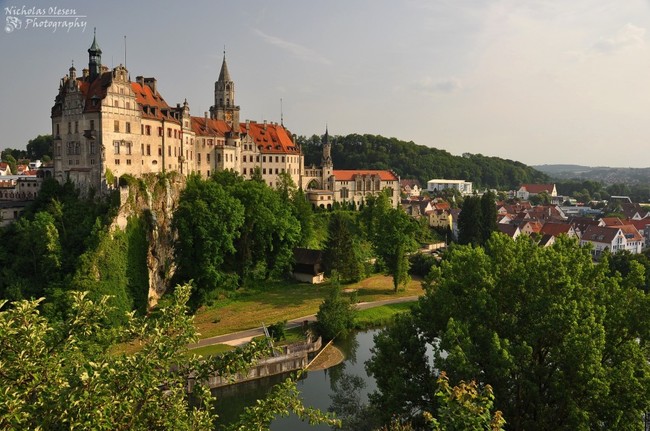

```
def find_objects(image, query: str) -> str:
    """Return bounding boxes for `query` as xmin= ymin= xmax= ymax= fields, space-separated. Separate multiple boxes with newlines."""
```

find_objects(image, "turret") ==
xmin=88 ymin=28 xmax=102 ymax=81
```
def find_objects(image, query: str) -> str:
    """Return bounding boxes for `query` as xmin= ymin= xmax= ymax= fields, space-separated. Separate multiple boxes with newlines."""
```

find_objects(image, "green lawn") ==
xmin=193 ymin=275 xmax=423 ymax=339
xmin=354 ymin=302 xmax=415 ymax=329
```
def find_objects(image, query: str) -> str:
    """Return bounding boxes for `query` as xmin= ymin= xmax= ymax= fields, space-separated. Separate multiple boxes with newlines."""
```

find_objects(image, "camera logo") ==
xmin=5 ymin=16 xmax=22 ymax=33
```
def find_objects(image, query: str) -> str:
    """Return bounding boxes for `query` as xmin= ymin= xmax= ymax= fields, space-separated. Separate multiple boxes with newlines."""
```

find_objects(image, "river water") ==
xmin=213 ymin=329 xmax=380 ymax=430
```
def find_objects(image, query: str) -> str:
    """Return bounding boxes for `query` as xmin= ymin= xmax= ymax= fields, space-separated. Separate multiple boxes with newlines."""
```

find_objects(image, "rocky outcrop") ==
xmin=112 ymin=173 xmax=185 ymax=309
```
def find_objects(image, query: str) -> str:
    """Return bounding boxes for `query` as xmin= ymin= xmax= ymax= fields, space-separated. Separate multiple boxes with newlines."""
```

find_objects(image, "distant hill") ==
xmin=299 ymin=133 xmax=549 ymax=190
xmin=534 ymin=165 xmax=650 ymax=185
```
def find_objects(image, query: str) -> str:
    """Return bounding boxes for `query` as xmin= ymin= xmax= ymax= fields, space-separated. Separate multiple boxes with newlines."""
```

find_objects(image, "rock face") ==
xmin=112 ymin=173 xmax=185 ymax=309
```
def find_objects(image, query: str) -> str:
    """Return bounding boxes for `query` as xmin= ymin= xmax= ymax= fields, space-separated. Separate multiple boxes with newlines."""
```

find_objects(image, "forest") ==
xmin=299 ymin=133 xmax=549 ymax=190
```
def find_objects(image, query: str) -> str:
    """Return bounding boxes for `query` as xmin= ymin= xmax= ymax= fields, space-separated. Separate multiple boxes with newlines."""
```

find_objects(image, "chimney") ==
xmin=263 ymin=120 xmax=267 ymax=130
xmin=143 ymin=77 xmax=157 ymax=94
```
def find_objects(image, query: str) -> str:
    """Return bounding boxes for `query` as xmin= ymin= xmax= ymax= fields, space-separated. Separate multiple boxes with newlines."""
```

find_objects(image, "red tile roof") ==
xmin=243 ymin=122 xmax=299 ymax=154
xmin=191 ymin=117 xmax=230 ymax=138
xmin=600 ymin=217 xmax=625 ymax=226
xmin=331 ymin=170 xmax=399 ymax=181
xmin=520 ymin=184 xmax=555 ymax=194
xmin=131 ymin=81 xmax=179 ymax=123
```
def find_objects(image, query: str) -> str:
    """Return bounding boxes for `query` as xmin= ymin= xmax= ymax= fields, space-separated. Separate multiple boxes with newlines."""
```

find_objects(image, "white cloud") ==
xmin=254 ymin=29 xmax=331 ymax=65
xmin=593 ymin=23 xmax=646 ymax=53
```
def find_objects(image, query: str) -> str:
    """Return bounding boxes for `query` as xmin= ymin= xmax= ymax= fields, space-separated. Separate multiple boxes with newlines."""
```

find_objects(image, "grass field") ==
xmin=193 ymin=274 xmax=424 ymax=339
xmin=353 ymin=302 xmax=415 ymax=329
xmin=113 ymin=274 xmax=424 ymax=355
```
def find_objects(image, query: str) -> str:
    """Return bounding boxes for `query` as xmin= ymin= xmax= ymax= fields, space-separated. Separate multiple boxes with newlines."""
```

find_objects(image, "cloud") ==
xmin=254 ymin=29 xmax=331 ymax=65
xmin=416 ymin=77 xmax=463 ymax=94
xmin=593 ymin=23 xmax=646 ymax=54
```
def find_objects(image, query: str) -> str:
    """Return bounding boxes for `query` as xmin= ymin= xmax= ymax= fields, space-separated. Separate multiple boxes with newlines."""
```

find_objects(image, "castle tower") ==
xmin=88 ymin=28 xmax=102 ymax=81
xmin=211 ymin=52 xmax=240 ymax=128
xmin=322 ymin=127 xmax=333 ymax=169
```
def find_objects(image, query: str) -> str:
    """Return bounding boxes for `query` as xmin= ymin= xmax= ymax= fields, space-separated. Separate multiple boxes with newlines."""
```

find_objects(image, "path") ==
xmin=187 ymin=295 xmax=419 ymax=349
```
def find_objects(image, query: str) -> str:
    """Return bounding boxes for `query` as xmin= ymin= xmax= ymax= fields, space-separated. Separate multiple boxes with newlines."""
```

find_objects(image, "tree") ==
xmin=0 ymin=284 xmax=337 ymax=429
xmin=429 ymin=372 xmax=505 ymax=431
xmin=173 ymin=175 xmax=244 ymax=307
xmin=226 ymin=179 xmax=301 ymax=282
xmin=315 ymin=284 xmax=355 ymax=340
xmin=366 ymin=313 xmax=436 ymax=425
xmin=372 ymin=233 xmax=650 ymax=430
xmin=457 ymin=195 xmax=483 ymax=246
xmin=26 ymin=134 xmax=53 ymax=160
xmin=362 ymin=193 xmax=418 ymax=291
xmin=323 ymin=211 xmax=364 ymax=281
xmin=480 ymin=191 xmax=497 ymax=243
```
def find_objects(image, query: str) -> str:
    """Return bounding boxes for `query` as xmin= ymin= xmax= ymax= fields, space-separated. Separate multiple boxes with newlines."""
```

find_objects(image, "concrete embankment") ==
xmin=188 ymin=337 xmax=322 ymax=391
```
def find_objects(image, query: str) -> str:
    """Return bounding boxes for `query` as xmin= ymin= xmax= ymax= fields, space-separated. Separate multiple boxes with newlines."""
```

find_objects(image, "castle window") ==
xmin=145 ymin=125 xmax=151 ymax=135
xmin=115 ymin=159 xmax=120 ymax=165
xmin=141 ymin=144 xmax=144 ymax=155
xmin=74 ymin=122 xmax=78 ymax=133
xmin=243 ymin=168 xmax=247 ymax=174
xmin=276 ymin=156 xmax=279 ymax=163
xmin=125 ymin=142 xmax=132 ymax=155
xmin=126 ymin=101 xmax=130 ymax=109
xmin=208 ymin=154 xmax=212 ymax=162
xmin=282 ymin=156 xmax=285 ymax=163
xmin=126 ymin=159 xmax=132 ymax=165
xmin=67 ymin=122 xmax=71 ymax=134
xmin=168 ymin=146 xmax=171 ymax=156
xmin=167 ymin=128 xmax=172 ymax=137
xmin=114 ymin=100 xmax=118 ymax=108
xmin=158 ymin=127 xmax=163 ymax=137
xmin=114 ymin=120 xmax=119 ymax=133
xmin=114 ymin=141 xmax=120 ymax=155
xmin=146 ymin=145 xmax=151 ymax=156
xmin=263 ymin=156 xmax=266 ymax=163
xmin=263 ymin=169 xmax=266 ymax=174
xmin=158 ymin=147 xmax=162 ymax=156
xmin=126 ymin=122 xmax=131 ymax=134
xmin=197 ymin=153 xmax=201 ymax=163
xmin=141 ymin=125 xmax=144 ymax=135
xmin=89 ymin=142 xmax=96 ymax=155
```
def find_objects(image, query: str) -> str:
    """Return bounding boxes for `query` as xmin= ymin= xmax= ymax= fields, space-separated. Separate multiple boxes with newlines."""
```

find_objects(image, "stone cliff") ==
xmin=112 ymin=172 xmax=185 ymax=309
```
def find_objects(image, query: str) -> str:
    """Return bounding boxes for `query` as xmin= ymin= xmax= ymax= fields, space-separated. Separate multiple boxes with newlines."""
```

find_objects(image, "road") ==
xmin=187 ymin=295 xmax=420 ymax=349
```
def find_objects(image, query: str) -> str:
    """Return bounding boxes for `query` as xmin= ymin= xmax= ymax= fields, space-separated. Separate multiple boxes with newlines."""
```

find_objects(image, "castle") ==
xmin=51 ymin=32 xmax=400 ymax=208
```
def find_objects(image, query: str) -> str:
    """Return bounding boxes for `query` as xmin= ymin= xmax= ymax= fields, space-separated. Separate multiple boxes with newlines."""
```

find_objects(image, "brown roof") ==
xmin=131 ymin=81 xmax=179 ymax=123
xmin=520 ymin=184 xmax=555 ymax=194
xmin=498 ymin=224 xmax=519 ymax=238
xmin=581 ymin=225 xmax=621 ymax=244
xmin=243 ymin=122 xmax=299 ymax=154
xmin=540 ymin=222 xmax=573 ymax=237
xmin=600 ymin=217 xmax=625 ymax=226
xmin=191 ymin=117 xmax=231 ymax=138
xmin=332 ymin=170 xmax=398 ymax=181
xmin=618 ymin=225 xmax=644 ymax=242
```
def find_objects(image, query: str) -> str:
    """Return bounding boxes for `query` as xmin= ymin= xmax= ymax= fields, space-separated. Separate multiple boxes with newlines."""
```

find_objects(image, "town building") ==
xmin=427 ymin=179 xmax=473 ymax=196
xmin=52 ymin=33 xmax=399 ymax=208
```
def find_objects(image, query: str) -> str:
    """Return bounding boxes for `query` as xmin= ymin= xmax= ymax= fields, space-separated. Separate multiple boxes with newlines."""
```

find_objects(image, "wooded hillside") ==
xmin=300 ymin=133 xmax=549 ymax=190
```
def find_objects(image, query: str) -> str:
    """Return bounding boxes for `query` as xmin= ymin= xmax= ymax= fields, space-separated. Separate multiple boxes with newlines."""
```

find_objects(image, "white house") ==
xmin=427 ymin=179 xmax=473 ymax=196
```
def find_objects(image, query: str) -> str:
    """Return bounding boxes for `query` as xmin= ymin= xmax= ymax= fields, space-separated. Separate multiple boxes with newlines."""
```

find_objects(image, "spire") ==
xmin=88 ymin=28 xmax=102 ymax=81
xmin=218 ymin=51 xmax=231 ymax=82
xmin=89 ymin=27 xmax=101 ymax=54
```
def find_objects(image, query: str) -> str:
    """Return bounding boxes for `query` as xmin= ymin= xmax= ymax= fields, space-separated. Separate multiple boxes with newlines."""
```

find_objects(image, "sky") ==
xmin=2 ymin=0 xmax=650 ymax=167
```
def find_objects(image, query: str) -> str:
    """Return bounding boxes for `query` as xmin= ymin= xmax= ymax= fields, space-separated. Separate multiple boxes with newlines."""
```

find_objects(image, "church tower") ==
xmin=211 ymin=52 xmax=240 ymax=128
xmin=88 ymin=28 xmax=102 ymax=81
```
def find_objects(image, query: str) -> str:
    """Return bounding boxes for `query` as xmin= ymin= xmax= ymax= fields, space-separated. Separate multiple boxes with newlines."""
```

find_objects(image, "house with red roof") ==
xmin=516 ymin=184 xmax=557 ymax=201
xmin=580 ymin=225 xmax=644 ymax=258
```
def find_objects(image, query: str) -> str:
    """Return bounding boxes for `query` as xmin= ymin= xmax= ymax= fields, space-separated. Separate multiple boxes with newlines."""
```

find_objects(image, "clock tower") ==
xmin=210 ymin=52 xmax=240 ymax=129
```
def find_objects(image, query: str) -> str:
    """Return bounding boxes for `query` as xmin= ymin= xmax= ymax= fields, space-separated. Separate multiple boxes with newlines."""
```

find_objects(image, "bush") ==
xmin=316 ymin=286 xmax=356 ymax=340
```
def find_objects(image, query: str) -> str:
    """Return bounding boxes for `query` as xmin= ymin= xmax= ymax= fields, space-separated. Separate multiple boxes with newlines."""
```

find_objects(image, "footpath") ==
xmin=187 ymin=295 xmax=419 ymax=349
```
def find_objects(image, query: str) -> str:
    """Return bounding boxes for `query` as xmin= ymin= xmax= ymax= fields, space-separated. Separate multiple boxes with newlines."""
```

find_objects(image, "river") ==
xmin=212 ymin=329 xmax=380 ymax=430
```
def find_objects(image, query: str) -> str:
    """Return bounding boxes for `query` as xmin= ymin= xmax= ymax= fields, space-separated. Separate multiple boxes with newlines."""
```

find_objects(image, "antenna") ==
xmin=124 ymin=35 xmax=127 ymax=69
xmin=280 ymin=98 xmax=284 ymax=126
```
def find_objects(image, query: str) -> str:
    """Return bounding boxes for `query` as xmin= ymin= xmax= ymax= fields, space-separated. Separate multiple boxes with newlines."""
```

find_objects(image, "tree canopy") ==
xmin=299 ymin=133 xmax=548 ymax=190
xmin=368 ymin=233 xmax=650 ymax=430
xmin=0 ymin=284 xmax=337 ymax=430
